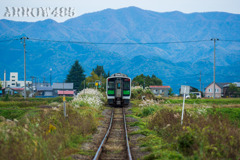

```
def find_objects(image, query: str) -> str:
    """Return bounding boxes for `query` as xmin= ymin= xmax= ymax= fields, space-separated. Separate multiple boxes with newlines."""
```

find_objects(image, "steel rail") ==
xmin=123 ymin=108 xmax=133 ymax=160
xmin=93 ymin=108 xmax=114 ymax=160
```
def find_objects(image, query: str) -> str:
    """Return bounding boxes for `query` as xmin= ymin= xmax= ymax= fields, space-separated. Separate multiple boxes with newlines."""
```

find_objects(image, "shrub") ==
xmin=141 ymin=107 xmax=156 ymax=117
xmin=189 ymin=93 xmax=196 ymax=99
xmin=3 ymin=94 xmax=9 ymax=101
xmin=72 ymin=89 xmax=105 ymax=109
xmin=12 ymin=94 xmax=23 ymax=97
xmin=177 ymin=127 xmax=198 ymax=155
xmin=131 ymin=88 xmax=155 ymax=100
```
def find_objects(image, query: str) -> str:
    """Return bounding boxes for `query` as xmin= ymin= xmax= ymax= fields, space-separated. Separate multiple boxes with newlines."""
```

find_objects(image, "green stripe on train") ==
xmin=123 ymin=90 xmax=130 ymax=95
xmin=108 ymin=90 xmax=114 ymax=95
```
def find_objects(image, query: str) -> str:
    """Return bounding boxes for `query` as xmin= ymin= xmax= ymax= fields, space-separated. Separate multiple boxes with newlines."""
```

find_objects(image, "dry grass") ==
xmin=148 ymin=109 xmax=240 ymax=159
xmin=0 ymin=105 xmax=100 ymax=160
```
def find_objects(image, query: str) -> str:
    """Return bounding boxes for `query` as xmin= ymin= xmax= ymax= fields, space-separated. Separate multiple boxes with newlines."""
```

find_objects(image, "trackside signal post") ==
xmin=63 ymin=82 xmax=67 ymax=118
xmin=63 ymin=95 xmax=66 ymax=118
xmin=95 ymin=80 xmax=101 ymax=89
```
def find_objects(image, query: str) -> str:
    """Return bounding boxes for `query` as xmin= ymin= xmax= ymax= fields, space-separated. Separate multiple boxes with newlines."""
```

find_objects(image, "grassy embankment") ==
xmin=129 ymin=89 xmax=240 ymax=159
xmin=0 ymin=90 xmax=106 ymax=160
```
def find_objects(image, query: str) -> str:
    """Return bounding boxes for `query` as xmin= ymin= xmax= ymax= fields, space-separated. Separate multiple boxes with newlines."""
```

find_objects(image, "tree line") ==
xmin=65 ymin=60 xmax=165 ymax=91
xmin=66 ymin=61 xmax=111 ymax=91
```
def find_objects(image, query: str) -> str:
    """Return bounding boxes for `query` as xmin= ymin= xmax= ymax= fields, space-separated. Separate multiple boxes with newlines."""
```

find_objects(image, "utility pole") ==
xmin=203 ymin=83 xmax=204 ymax=96
xmin=143 ymin=78 xmax=145 ymax=89
xmin=4 ymin=70 xmax=6 ymax=88
xmin=50 ymin=68 xmax=52 ymax=87
xmin=30 ymin=76 xmax=34 ymax=87
xmin=84 ymin=80 xmax=85 ymax=95
xmin=211 ymin=38 xmax=219 ymax=99
xmin=21 ymin=37 xmax=29 ymax=100
xmin=30 ymin=76 xmax=35 ymax=92
xmin=199 ymin=71 xmax=201 ymax=92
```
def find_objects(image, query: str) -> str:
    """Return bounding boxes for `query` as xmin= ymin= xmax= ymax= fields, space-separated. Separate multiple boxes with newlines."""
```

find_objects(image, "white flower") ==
xmin=72 ymin=89 xmax=104 ymax=109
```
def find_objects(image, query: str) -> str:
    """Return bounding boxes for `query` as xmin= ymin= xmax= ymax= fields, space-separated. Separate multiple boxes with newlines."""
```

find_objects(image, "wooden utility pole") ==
xmin=199 ymin=71 xmax=201 ymax=92
xmin=200 ymin=71 xmax=201 ymax=92
xmin=211 ymin=38 xmax=219 ymax=99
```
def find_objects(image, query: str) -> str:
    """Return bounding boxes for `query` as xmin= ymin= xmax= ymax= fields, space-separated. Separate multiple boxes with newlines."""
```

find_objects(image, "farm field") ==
xmin=0 ymin=91 xmax=104 ymax=160
xmin=127 ymin=98 xmax=240 ymax=160
xmin=1 ymin=92 xmax=240 ymax=160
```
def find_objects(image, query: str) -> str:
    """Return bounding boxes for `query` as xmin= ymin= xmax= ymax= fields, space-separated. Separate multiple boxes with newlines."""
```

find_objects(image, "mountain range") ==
xmin=0 ymin=7 xmax=240 ymax=93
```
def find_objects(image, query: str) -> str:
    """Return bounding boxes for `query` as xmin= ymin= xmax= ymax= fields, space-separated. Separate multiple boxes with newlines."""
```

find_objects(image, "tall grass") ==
xmin=0 ymin=105 xmax=99 ymax=159
xmin=166 ymin=98 xmax=240 ymax=104
xmin=0 ymin=89 xmax=105 ymax=159
xmin=147 ymin=109 xmax=240 ymax=159
xmin=129 ymin=99 xmax=240 ymax=159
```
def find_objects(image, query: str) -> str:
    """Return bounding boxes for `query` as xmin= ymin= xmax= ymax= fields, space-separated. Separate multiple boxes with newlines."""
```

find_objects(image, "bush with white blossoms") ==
xmin=72 ymin=89 xmax=105 ymax=109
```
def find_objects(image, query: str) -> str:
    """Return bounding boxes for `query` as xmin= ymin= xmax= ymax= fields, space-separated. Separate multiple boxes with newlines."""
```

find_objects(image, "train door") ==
xmin=115 ymin=79 xmax=122 ymax=98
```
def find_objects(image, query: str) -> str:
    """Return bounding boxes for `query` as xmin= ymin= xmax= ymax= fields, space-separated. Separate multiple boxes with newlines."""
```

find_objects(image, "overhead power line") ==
xmin=1 ymin=38 xmax=240 ymax=44
xmin=29 ymin=38 xmax=211 ymax=45
xmin=0 ymin=38 xmax=20 ymax=43
xmin=219 ymin=40 xmax=240 ymax=42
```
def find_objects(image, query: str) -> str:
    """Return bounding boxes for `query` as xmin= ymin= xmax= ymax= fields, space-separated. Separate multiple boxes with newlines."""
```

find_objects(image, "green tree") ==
xmin=93 ymin=65 xmax=108 ymax=78
xmin=86 ymin=71 xmax=100 ymax=84
xmin=66 ymin=60 xmax=85 ymax=91
xmin=132 ymin=74 xmax=162 ymax=87
xmin=228 ymin=83 xmax=239 ymax=97
xmin=107 ymin=71 xmax=110 ymax=77
xmin=169 ymin=88 xmax=174 ymax=96
xmin=85 ymin=71 xmax=106 ymax=89
xmin=0 ymin=78 xmax=2 ymax=90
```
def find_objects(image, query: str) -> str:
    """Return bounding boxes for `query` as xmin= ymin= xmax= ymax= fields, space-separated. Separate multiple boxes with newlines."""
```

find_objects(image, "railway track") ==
xmin=93 ymin=107 xmax=132 ymax=160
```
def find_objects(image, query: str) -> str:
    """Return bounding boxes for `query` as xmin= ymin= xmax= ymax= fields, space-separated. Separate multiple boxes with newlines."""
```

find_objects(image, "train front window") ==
xmin=108 ymin=81 xmax=114 ymax=89
xmin=123 ymin=81 xmax=130 ymax=90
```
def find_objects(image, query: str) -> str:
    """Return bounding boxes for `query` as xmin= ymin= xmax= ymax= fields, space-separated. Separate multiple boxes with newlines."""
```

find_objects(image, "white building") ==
xmin=3 ymin=72 xmax=32 ymax=88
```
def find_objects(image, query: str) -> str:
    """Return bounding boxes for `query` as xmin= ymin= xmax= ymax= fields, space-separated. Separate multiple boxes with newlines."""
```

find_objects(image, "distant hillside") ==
xmin=0 ymin=7 xmax=240 ymax=93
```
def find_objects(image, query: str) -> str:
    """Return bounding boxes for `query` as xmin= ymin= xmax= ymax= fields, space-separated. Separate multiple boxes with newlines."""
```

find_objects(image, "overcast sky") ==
xmin=1 ymin=0 xmax=240 ymax=22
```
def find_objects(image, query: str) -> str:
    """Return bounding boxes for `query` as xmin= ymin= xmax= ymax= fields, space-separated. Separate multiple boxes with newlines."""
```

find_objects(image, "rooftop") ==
xmin=58 ymin=90 xmax=74 ymax=95
xmin=223 ymin=82 xmax=240 ymax=87
xmin=36 ymin=86 xmax=53 ymax=91
xmin=52 ymin=83 xmax=73 ymax=89
xmin=216 ymin=82 xmax=230 ymax=89
xmin=149 ymin=86 xmax=170 ymax=89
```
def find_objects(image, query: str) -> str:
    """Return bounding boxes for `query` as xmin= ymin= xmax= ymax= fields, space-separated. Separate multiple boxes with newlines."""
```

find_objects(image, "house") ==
xmin=52 ymin=83 xmax=75 ymax=97
xmin=2 ymin=72 xmax=32 ymax=88
xmin=36 ymin=86 xmax=53 ymax=97
xmin=149 ymin=86 xmax=170 ymax=97
xmin=223 ymin=82 xmax=240 ymax=97
xmin=205 ymin=82 xmax=229 ymax=98
xmin=179 ymin=85 xmax=198 ymax=95
xmin=2 ymin=87 xmax=24 ymax=96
